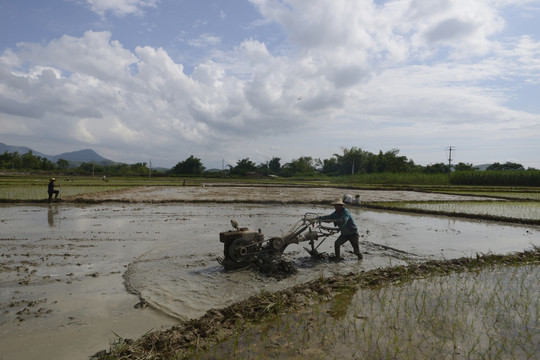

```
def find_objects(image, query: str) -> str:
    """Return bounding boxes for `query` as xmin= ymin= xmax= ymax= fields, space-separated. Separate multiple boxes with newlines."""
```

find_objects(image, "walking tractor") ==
xmin=218 ymin=213 xmax=339 ymax=271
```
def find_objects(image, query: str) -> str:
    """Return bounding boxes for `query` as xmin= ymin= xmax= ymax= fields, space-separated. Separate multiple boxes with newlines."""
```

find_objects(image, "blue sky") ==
xmin=1 ymin=0 xmax=540 ymax=169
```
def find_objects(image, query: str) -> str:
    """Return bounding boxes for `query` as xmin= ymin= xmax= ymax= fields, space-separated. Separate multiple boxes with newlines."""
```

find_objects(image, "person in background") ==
xmin=319 ymin=198 xmax=362 ymax=261
xmin=47 ymin=177 xmax=60 ymax=202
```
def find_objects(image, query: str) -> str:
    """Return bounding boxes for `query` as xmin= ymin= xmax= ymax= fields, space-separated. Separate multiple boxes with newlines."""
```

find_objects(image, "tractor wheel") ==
xmin=228 ymin=238 xmax=256 ymax=264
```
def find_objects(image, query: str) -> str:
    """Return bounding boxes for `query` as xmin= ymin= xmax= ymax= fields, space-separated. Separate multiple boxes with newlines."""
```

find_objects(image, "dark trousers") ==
xmin=48 ymin=190 xmax=59 ymax=202
xmin=335 ymin=233 xmax=360 ymax=258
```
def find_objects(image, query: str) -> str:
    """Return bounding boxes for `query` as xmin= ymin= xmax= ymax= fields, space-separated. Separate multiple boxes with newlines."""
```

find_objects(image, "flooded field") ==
xmin=0 ymin=187 xmax=539 ymax=360
xmin=122 ymin=204 xmax=538 ymax=322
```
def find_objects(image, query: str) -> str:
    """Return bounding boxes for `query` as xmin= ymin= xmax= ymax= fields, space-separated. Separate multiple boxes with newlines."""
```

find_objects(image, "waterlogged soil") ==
xmin=0 ymin=186 xmax=538 ymax=360
xmin=67 ymin=184 xmax=496 ymax=203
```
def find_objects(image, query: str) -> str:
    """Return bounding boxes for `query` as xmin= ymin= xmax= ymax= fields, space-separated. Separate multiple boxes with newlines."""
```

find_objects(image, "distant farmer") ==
xmin=47 ymin=178 xmax=60 ymax=202
xmin=319 ymin=198 xmax=362 ymax=261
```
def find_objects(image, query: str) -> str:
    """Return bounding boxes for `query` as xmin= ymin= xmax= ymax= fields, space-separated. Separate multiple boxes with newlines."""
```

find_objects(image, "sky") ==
xmin=1 ymin=0 xmax=540 ymax=170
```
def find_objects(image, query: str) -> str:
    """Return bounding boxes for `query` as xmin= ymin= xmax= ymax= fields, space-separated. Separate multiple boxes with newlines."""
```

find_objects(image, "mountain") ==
xmin=0 ymin=143 xmax=48 ymax=158
xmin=0 ymin=142 xmax=116 ymax=166
xmin=50 ymin=149 xmax=113 ymax=164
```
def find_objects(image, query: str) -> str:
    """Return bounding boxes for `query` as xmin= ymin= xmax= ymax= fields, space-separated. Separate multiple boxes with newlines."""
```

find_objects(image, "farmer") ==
xmin=47 ymin=177 xmax=60 ymax=202
xmin=319 ymin=198 xmax=362 ymax=261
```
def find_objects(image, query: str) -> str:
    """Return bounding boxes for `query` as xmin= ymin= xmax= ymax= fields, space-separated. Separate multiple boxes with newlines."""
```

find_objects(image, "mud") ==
xmin=66 ymin=184 xmax=495 ymax=203
xmin=0 ymin=186 xmax=538 ymax=360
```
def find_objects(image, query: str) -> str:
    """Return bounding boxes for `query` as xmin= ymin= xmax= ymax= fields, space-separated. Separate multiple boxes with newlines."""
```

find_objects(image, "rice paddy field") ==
xmin=370 ymin=201 xmax=540 ymax=223
xmin=1 ymin=174 xmax=539 ymax=359
xmin=194 ymin=262 xmax=540 ymax=360
xmin=0 ymin=175 xmax=184 ymax=201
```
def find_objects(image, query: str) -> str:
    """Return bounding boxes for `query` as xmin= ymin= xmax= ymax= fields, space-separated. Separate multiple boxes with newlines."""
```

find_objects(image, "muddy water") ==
xmin=1 ymin=203 xmax=539 ymax=359
xmin=63 ymin=202 xmax=537 ymax=321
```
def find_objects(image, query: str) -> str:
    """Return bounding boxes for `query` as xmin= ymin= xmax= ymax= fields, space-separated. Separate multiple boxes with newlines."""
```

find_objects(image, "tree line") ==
xmin=167 ymin=148 xmax=535 ymax=177
xmin=0 ymin=150 xmax=149 ymax=175
xmin=1 ymin=148 xmax=535 ymax=178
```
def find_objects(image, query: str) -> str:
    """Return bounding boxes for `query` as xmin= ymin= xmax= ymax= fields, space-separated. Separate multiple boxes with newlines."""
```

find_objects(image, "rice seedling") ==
xmin=441 ymin=190 xmax=540 ymax=201
xmin=183 ymin=253 xmax=539 ymax=360
xmin=363 ymin=200 xmax=540 ymax=225
xmin=394 ymin=201 xmax=540 ymax=221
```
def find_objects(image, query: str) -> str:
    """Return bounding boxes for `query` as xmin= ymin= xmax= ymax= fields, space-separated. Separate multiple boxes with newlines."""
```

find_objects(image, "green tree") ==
xmin=378 ymin=148 xmax=410 ymax=172
xmin=487 ymin=162 xmax=525 ymax=171
xmin=11 ymin=152 xmax=22 ymax=169
xmin=334 ymin=147 xmax=371 ymax=175
xmin=268 ymin=157 xmax=281 ymax=174
xmin=57 ymin=159 xmax=70 ymax=170
xmin=170 ymin=155 xmax=205 ymax=175
xmin=40 ymin=157 xmax=56 ymax=170
xmin=454 ymin=162 xmax=475 ymax=171
xmin=129 ymin=162 xmax=149 ymax=175
xmin=0 ymin=151 xmax=13 ymax=169
xmin=230 ymin=158 xmax=257 ymax=175
xmin=322 ymin=157 xmax=340 ymax=175
xmin=21 ymin=151 xmax=41 ymax=169
xmin=78 ymin=162 xmax=104 ymax=174
xmin=423 ymin=163 xmax=449 ymax=174
xmin=281 ymin=156 xmax=317 ymax=176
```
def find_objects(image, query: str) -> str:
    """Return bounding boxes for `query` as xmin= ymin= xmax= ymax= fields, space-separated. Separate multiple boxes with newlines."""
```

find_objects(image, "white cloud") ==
xmin=86 ymin=0 xmax=159 ymax=17
xmin=406 ymin=0 xmax=505 ymax=57
xmin=187 ymin=34 xmax=222 ymax=48
xmin=0 ymin=0 xmax=539 ymax=168
xmin=73 ymin=119 xmax=98 ymax=143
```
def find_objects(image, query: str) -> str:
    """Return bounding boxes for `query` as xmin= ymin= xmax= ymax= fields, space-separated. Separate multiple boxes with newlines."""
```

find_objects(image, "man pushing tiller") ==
xmin=318 ymin=198 xmax=363 ymax=261
xmin=219 ymin=200 xmax=363 ymax=272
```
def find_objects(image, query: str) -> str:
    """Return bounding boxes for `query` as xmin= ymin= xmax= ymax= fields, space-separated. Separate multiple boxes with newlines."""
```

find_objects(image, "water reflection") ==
xmin=47 ymin=205 xmax=59 ymax=227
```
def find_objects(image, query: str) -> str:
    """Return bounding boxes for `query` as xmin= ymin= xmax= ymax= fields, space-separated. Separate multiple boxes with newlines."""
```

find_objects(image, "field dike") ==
xmin=92 ymin=247 xmax=540 ymax=360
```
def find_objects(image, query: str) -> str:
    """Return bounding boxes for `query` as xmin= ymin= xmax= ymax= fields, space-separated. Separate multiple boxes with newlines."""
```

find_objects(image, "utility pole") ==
xmin=149 ymin=159 xmax=152 ymax=178
xmin=447 ymin=146 xmax=455 ymax=175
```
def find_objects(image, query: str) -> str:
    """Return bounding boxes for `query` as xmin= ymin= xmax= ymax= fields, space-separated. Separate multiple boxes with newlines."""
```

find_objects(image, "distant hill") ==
xmin=0 ymin=142 xmax=116 ymax=166
xmin=0 ymin=143 xmax=48 ymax=158
xmin=50 ymin=149 xmax=115 ymax=164
xmin=473 ymin=164 xmax=491 ymax=171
